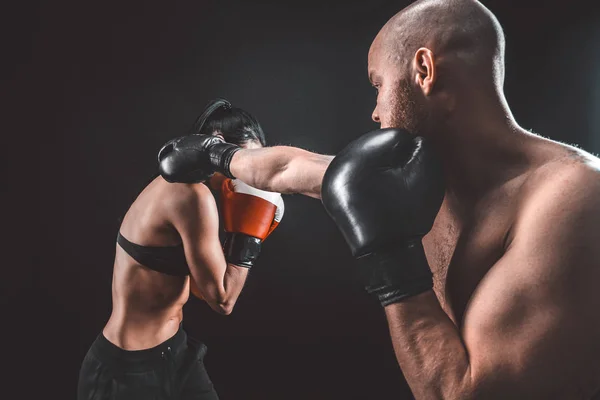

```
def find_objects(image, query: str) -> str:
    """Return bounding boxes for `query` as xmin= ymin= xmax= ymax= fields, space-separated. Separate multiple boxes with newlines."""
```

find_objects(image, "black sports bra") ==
xmin=116 ymin=232 xmax=189 ymax=276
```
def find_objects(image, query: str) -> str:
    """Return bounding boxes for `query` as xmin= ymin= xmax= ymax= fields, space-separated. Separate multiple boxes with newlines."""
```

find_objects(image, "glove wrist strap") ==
xmin=210 ymin=143 xmax=240 ymax=179
xmin=224 ymin=233 xmax=262 ymax=268
xmin=356 ymin=239 xmax=433 ymax=307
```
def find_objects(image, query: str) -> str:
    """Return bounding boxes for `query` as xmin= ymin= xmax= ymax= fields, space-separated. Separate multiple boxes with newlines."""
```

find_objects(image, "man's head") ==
xmin=368 ymin=0 xmax=506 ymax=135
xmin=194 ymin=98 xmax=266 ymax=149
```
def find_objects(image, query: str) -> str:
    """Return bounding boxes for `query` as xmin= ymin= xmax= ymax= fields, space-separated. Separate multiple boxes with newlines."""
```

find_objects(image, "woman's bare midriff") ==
xmin=102 ymin=247 xmax=191 ymax=350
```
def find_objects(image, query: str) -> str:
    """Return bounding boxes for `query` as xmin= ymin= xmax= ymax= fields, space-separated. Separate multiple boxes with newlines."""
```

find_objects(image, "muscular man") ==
xmin=78 ymin=99 xmax=284 ymax=400
xmin=158 ymin=0 xmax=600 ymax=398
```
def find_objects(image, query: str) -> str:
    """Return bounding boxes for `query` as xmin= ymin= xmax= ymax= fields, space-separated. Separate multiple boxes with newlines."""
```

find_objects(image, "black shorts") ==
xmin=77 ymin=326 xmax=219 ymax=400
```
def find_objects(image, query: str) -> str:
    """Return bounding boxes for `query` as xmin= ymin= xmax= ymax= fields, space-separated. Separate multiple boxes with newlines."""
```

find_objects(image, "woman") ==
xmin=77 ymin=98 xmax=283 ymax=400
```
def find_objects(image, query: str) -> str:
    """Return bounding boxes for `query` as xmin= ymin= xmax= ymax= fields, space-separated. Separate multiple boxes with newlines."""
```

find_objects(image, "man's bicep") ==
xmin=462 ymin=184 xmax=600 ymax=396
xmin=462 ymin=250 xmax=571 ymax=383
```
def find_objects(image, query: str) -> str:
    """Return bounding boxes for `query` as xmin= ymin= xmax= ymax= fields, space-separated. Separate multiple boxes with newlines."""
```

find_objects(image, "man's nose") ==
xmin=371 ymin=107 xmax=380 ymax=123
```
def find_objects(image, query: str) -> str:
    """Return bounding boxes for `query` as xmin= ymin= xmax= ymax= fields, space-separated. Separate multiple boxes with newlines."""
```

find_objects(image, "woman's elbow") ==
xmin=215 ymin=300 xmax=235 ymax=315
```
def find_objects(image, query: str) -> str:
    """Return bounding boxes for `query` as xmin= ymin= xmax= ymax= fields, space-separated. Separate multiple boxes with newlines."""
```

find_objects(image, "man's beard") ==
xmin=388 ymin=79 xmax=431 ymax=136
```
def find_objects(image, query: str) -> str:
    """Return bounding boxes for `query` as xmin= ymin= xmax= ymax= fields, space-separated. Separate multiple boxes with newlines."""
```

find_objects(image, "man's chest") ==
xmin=423 ymin=202 xmax=512 ymax=325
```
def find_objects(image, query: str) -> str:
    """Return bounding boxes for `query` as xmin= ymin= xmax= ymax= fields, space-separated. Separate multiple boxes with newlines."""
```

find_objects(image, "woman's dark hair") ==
xmin=191 ymin=98 xmax=266 ymax=146
xmin=121 ymin=98 xmax=266 ymax=220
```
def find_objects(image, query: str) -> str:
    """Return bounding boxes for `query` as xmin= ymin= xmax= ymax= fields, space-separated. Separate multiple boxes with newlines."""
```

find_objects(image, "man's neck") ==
xmin=431 ymin=107 xmax=534 ymax=211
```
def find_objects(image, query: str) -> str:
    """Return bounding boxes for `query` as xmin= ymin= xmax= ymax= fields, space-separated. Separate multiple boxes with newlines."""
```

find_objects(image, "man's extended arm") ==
xmin=157 ymin=134 xmax=332 ymax=199
xmin=229 ymin=146 xmax=333 ymax=199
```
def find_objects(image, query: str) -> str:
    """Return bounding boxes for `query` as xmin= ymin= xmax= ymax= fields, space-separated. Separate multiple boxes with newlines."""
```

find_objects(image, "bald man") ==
xmin=158 ymin=0 xmax=600 ymax=398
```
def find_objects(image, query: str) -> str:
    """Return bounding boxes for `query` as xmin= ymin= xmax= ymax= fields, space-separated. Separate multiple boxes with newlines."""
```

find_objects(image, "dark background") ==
xmin=6 ymin=0 xmax=600 ymax=398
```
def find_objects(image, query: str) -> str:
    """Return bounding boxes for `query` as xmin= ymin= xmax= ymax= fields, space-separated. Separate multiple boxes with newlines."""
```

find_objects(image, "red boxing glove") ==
xmin=219 ymin=178 xmax=284 ymax=267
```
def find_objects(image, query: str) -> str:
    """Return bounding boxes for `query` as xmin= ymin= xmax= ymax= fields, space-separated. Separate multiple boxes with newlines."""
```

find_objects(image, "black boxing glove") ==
xmin=321 ymin=128 xmax=445 ymax=306
xmin=158 ymin=134 xmax=240 ymax=183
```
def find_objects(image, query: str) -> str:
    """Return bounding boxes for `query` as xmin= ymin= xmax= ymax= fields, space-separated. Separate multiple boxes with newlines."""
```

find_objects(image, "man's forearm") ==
xmin=385 ymin=291 xmax=475 ymax=399
xmin=229 ymin=146 xmax=333 ymax=198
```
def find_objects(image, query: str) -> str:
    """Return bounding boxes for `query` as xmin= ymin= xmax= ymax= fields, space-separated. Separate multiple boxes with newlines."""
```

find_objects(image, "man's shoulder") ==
xmin=532 ymin=149 xmax=600 ymax=199
xmin=503 ymin=148 xmax=600 ymax=284
xmin=517 ymin=150 xmax=600 ymax=230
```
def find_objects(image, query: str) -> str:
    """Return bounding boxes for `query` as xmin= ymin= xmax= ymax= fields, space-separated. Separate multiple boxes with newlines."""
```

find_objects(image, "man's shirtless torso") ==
xmin=424 ymin=135 xmax=600 ymax=398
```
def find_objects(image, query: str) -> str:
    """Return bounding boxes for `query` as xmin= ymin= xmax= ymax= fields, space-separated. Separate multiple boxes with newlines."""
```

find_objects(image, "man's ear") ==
xmin=413 ymin=47 xmax=436 ymax=96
